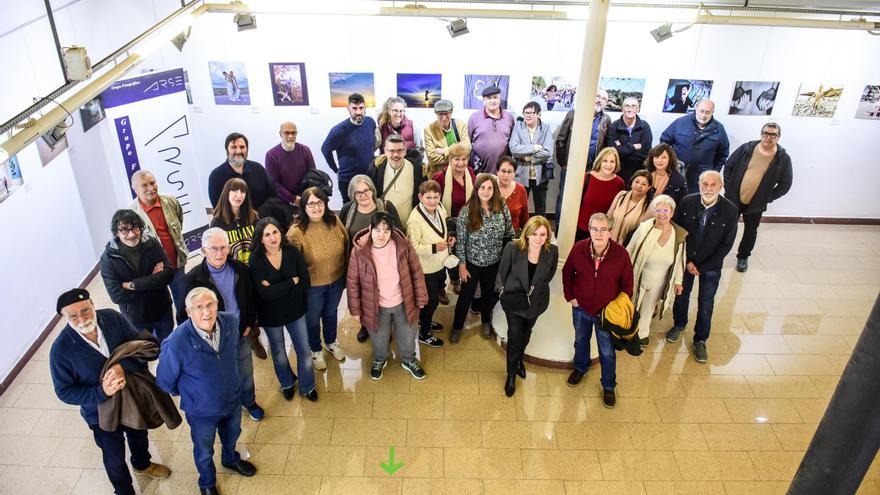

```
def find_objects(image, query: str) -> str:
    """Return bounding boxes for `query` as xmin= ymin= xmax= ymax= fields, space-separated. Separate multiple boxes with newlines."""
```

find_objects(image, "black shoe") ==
xmin=567 ymin=369 xmax=585 ymax=387
xmin=480 ymin=323 xmax=494 ymax=338
xmin=639 ymin=337 xmax=649 ymax=348
xmin=666 ymin=326 xmax=684 ymax=343
xmin=603 ymin=389 xmax=616 ymax=409
xmin=222 ymin=459 xmax=256 ymax=477
xmin=736 ymin=257 xmax=749 ymax=272
xmin=418 ymin=335 xmax=444 ymax=347
xmin=305 ymin=389 xmax=319 ymax=402
xmin=200 ymin=486 xmax=221 ymax=495
xmin=281 ymin=386 xmax=295 ymax=401
xmin=504 ymin=376 xmax=516 ymax=397
xmin=430 ymin=321 xmax=443 ymax=331
xmin=517 ymin=362 xmax=527 ymax=379
xmin=438 ymin=291 xmax=450 ymax=305
xmin=449 ymin=328 xmax=462 ymax=344
xmin=370 ymin=359 xmax=387 ymax=380
xmin=357 ymin=326 xmax=369 ymax=343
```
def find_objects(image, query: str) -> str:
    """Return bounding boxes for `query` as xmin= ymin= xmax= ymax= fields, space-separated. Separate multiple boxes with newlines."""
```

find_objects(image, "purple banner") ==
xmin=102 ymin=68 xmax=185 ymax=109
xmin=114 ymin=116 xmax=141 ymax=198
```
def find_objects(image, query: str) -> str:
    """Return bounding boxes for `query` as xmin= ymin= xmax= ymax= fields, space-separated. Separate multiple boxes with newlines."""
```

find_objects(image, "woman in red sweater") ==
xmin=496 ymin=156 xmax=529 ymax=234
xmin=575 ymin=147 xmax=625 ymax=241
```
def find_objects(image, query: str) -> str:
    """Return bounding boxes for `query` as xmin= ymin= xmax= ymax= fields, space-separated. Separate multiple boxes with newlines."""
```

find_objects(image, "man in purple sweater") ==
xmin=467 ymin=86 xmax=515 ymax=174
xmin=265 ymin=121 xmax=316 ymax=206
xmin=321 ymin=93 xmax=377 ymax=203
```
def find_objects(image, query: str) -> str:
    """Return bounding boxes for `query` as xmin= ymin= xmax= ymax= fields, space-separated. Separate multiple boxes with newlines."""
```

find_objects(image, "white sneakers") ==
xmin=325 ymin=342 xmax=345 ymax=362
xmin=311 ymin=351 xmax=327 ymax=371
xmin=312 ymin=342 xmax=345 ymax=371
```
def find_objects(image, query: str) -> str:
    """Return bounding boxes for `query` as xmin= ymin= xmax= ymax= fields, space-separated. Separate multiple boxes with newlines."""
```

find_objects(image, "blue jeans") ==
xmin=237 ymin=334 xmax=256 ymax=407
xmin=264 ymin=316 xmax=315 ymax=395
xmin=186 ymin=405 xmax=242 ymax=489
xmin=89 ymin=425 xmax=151 ymax=495
xmin=134 ymin=307 xmax=174 ymax=342
xmin=673 ymin=269 xmax=722 ymax=343
xmin=572 ymin=306 xmax=616 ymax=391
xmin=169 ymin=267 xmax=188 ymax=325
xmin=306 ymin=277 xmax=344 ymax=353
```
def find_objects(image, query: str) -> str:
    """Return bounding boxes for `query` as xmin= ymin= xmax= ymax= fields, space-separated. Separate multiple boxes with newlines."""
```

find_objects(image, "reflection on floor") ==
xmin=1 ymin=223 xmax=879 ymax=494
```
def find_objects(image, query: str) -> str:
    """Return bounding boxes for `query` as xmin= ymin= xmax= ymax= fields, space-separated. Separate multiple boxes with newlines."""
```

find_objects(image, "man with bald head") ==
xmin=265 ymin=121 xmax=317 ymax=206
xmin=660 ymin=99 xmax=730 ymax=194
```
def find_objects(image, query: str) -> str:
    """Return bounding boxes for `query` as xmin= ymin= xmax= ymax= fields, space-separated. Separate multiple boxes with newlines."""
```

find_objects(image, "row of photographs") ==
xmin=206 ymin=61 xmax=879 ymax=120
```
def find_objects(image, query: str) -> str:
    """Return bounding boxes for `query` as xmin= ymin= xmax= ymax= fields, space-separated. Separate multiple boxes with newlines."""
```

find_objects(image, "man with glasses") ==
xmin=509 ymin=101 xmax=555 ymax=216
xmin=158 ymin=287 xmax=258 ymax=495
xmin=467 ymin=86 xmax=514 ymax=174
xmin=424 ymin=99 xmax=470 ymax=178
xmin=100 ymin=209 xmax=175 ymax=341
xmin=562 ymin=213 xmax=633 ymax=409
xmin=370 ymin=134 xmax=425 ymax=224
xmin=265 ymin=121 xmax=316 ymax=207
xmin=660 ymin=99 xmax=730 ymax=194
xmin=723 ymin=123 xmax=793 ymax=272
xmin=186 ymin=228 xmax=264 ymax=421
xmin=605 ymin=97 xmax=653 ymax=184
xmin=322 ymin=93 xmax=377 ymax=202
xmin=50 ymin=288 xmax=172 ymax=495
xmin=667 ymin=171 xmax=738 ymax=363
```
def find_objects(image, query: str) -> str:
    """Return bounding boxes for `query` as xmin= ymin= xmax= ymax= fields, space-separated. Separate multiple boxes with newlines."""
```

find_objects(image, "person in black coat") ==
xmin=644 ymin=143 xmax=688 ymax=207
xmin=208 ymin=132 xmax=278 ymax=210
xmin=497 ymin=216 xmax=559 ymax=397
xmin=605 ymin=97 xmax=653 ymax=184
xmin=666 ymin=171 xmax=738 ymax=364
xmin=100 ymin=209 xmax=174 ymax=341
xmin=186 ymin=227 xmax=265 ymax=420
xmin=722 ymin=123 xmax=793 ymax=272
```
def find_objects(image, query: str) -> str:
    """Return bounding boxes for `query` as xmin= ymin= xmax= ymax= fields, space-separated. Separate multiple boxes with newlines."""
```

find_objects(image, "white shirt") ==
xmin=195 ymin=324 xmax=220 ymax=353
xmin=76 ymin=324 xmax=110 ymax=358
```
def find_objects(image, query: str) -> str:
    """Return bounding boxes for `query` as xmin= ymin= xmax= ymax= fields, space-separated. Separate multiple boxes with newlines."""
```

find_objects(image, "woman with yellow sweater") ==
xmin=287 ymin=187 xmax=349 ymax=371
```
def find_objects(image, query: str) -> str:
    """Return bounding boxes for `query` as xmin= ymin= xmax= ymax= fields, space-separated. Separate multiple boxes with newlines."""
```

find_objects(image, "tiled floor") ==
xmin=1 ymin=223 xmax=879 ymax=494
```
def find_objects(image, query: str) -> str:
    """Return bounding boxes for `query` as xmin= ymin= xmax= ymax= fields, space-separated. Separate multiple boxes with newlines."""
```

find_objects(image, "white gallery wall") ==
xmin=1 ymin=6 xmax=879 ymax=383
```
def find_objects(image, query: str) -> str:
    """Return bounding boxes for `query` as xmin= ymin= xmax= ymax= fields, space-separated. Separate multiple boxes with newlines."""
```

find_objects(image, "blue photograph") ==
xmin=663 ymin=78 xmax=713 ymax=113
xmin=208 ymin=61 xmax=250 ymax=105
xmin=464 ymin=74 xmax=510 ymax=110
xmin=397 ymin=73 xmax=442 ymax=109
xmin=329 ymin=72 xmax=376 ymax=107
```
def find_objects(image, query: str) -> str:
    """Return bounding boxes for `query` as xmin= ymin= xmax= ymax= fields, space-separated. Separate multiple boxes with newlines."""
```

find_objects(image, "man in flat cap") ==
xmin=424 ymin=99 xmax=471 ymax=178
xmin=467 ymin=86 xmax=515 ymax=174
xmin=50 ymin=288 xmax=171 ymax=495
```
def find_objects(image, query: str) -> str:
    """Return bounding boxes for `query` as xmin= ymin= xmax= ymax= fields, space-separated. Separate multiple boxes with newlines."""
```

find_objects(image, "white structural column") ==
xmin=494 ymin=0 xmax=612 ymax=366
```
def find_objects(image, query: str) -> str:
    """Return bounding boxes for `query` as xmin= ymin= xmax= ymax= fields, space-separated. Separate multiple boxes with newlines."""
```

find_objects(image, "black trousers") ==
xmin=89 ymin=424 xmax=152 ymax=495
xmin=527 ymin=180 xmax=548 ymax=216
xmin=737 ymin=205 xmax=763 ymax=260
xmin=506 ymin=313 xmax=537 ymax=379
xmin=338 ymin=179 xmax=351 ymax=203
xmin=453 ymin=262 xmax=499 ymax=329
xmin=419 ymin=269 xmax=446 ymax=337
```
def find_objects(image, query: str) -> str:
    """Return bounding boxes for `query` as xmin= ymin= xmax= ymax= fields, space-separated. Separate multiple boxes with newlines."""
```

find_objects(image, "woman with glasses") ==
xmin=100 ymin=209 xmax=175 ymax=341
xmin=626 ymin=195 xmax=686 ymax=347
xmin=607 ymin=169 xmax=653 ymax=246
xmin=249 ymin=217 xmax=318 ymax=401
xmin=496 ymin=156 xmax=529 ymax=235
xmin=508 ymin=101 xmax=555 ymax=217
xmin=210 ymin=178 xmax=259 ymax=264
xmin=287 ymin=187 xmax=349 ymax=371
xmin=338 ymin=175 xmax=403 ymax=343
xmin=376 ymin=96 xmax=424 ymax=167
xmin=576 ymin=147 xmax=625 ymax=242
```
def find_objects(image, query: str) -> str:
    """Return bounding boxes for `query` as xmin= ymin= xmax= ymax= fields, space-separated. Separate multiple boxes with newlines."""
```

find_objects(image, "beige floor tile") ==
xmin=783 ymin=334 xmax=853 ymax=354
xmin=857 ymin=481 xmax=880 ymax=494
xmin=520 ymin=448 xmax=602 ymax=480
xmin=765 ymin=354 xmax=839 ymax=375
xmin=555 ymin=421 xmax=633 ymax=450
xmin=13 ymin=383 xmax=79 ymax=411
xmin=514 ymin=395 xmax=587 ymax=422
xmin=831 ymin=284 xmax=880 ymax=300
xmin=318 ymin=476 xmax=402 ymax=495
xmin=724 ymin=334 xmax=792 ymax=354
xmin=0 ymin=407 xmax=42 ymax=436
xmin=654 ymin=398 xmax=732 ymax=423
xmin=284 ymin=445 xmax=365 ymax=476
xmin=0 ymin=383 xmax=27 ymax=408
xmin=699 ymin=424 xmax=782 ymax=451
xmin=771 ymin=423 xmax=818 ymax=451
xmin=723 ymin=398 xmax=805 ymax=424
xmin=363 ymin=446 xmax=444 ymax=478
xmin=235 ymin=475 xmax=322 ymax=495
xmin=809 ymin=375 xmax=842 ymax=397
xmin=244 ymin=443 xmax=289 ymax=475
xmin=442 ymin=447 xmax=522 ymax=479
xmin=600 ymin=450 xmax=681 ymax=481
xmin=48 ymin=437 xmax=104 ymax=469
xmin=723 ymin=481 xmax=789 ymax=495
xmin=372 ymin=393 xmax=444 ymax=419
xmin=11 ymin=360 xmax=53 ymax=385
xmin=483 ymin=479 xmax=566 ymax=494
xmin=401 ymin=478 xmax=483 ymax=495
xmin=679 ymin=375 xmax=755 ymax=398
xmin=408 ymin=369 xmax=480 ymax=395
xmin=615 ymin=374 xmax=687 ymax=398
xmin=800 ymin=315 xmax=866 ymax=335
xmin=643 ymin=480 xmax=726 ymax=494
xmin=252 ymin=417 xmax=333 ymax=445
xmin=674 ymin=451 xmax=758 ymax=481
xmin=746 ymin=375 xmax=821 ymax=399
xmin=151 ymin=440 xmax=198 ymax=473
xmin=627 ymin=423 xmax=708 ymax=451
xmin=0 ymin=466 xmax=81 ymax=494
xmin=788 ymin=398 xmax=830 ymax=423
xmin=341 ymin=368 xmax=412 ymax=394
xmin=442 ymin=349 xmax=484 ymax=372
xmin=0 ymin=434 xmax=61 ymax=466
xmin=705 ymin=353 xmax=775 ymax=376
xmin=817 ymin=298 xmax=873 ymax=318
xmin=298 ymin=392 xmax=373 ymax=418
xmin=586 ymin=397 xmax=662 ymax=423
xmin=564 ymin=480 xmax=647 ymax=494
xmin=70 ymin=468 xmax=116 ymax=495
xmin=406 ymin=419 xmax=482 ymax=448
xmin=481 ymin=420 xmax=556 ymax=449
xmin=742 ymin=315 xmax=808 ymax=335
xmin=330 ymin=417 xmax=407 ymax=446
xmin=444 ymin=394 xmax=516 ymax=421
xmin=748 ymin=450 xmax=804 ymax=481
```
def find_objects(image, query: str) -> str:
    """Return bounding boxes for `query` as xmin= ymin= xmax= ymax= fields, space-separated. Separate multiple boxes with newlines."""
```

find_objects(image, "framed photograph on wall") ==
xmin=663 ymin=79 xmax=713 ymax=113
xmin=208 ymin=61 xmax=250 ymax=105
xmin=854 ymin=85 xmax=880 ymax=120
xmin=0 ymin=154 xmax=24 ymax=203
xmin=329 ymin=72 xmax=376 ymax=107
xmin=600 ymin=77 xmax=647 ymax=113
xmin=268 ymin=62 xmax=309 ymax=106
xmin=464 ymin=75 xmax=510 ymax=110
xmin=728 ymin=81 xmax=780 ymax=115
xmin=397 ymin=73 xmax=442 ymax=109
xmin=792 ymin=83 xmax=843 ymax=118
xmin=79 ymin=96 xmax=105 ymax=132
xmin=529 ymin=76 xmax=577 ymax=111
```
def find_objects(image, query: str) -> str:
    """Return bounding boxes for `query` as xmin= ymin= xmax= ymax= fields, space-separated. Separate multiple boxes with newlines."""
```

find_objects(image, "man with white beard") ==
xmin=265 ymin=121 xmax=316 ymax=207
xmin=660 ymin=99 xmax=730 ymax=194
xmin=50 ymin=288 xmax=171 ymax=495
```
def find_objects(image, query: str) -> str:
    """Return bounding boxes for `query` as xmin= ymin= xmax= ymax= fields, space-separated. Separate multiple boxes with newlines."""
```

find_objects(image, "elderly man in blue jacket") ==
xmin=660 ymin=99 xmax=730 ymax=194
xmin=157 ymin=287 xmax=257 ymax=495
xmin=50 ymin=288 xmax=171 ymax=495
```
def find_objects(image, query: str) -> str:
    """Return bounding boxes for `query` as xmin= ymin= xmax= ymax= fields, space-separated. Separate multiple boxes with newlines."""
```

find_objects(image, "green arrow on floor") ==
xmin=380 ymin=446 xmax=404 ymax=475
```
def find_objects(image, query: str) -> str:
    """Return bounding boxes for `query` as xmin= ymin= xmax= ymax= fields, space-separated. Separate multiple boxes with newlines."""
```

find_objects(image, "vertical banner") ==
xmin=101 ymin=68 xmax=208 ymax=251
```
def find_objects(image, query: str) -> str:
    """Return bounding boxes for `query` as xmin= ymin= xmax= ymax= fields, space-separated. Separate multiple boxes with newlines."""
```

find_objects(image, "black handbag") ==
xmin=499 ymin=285 xmax=534 ymax=312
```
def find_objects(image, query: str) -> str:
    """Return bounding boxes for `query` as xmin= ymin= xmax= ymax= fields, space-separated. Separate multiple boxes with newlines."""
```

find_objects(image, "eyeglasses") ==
xmin=305 ymin=201 xmax=324 ymax=208
xmin=354 ymin=190 xmax=372 ymax=198
xmin=390 ymin=109 xmax=406 ymax=114
xmin=190 ymin=302 xmax=217 ymax=313
xmin=118 ymin=226 xmax=142 ymax=235
xmin=761 ymin=131 xmax=779 ymax=139
xmin=653 ymin=208 xmax=672 ymax=214
xmin=66 ymin=306 xmax=93 ymax=321
xmin=204 ymin=245 xmax=229 ymax=254
xmin=522 ymin=111 xmax=537 ymax=116
xmin=589 ymin=227 xmax=610 ymax=234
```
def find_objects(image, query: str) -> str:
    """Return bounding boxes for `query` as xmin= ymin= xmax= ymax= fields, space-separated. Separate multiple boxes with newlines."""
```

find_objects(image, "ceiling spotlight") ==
xmin=234 ymin=11 xmax=257 ymax=31
xmin=171 ymin=27 xmax=191 ymax=52
xmin=447 ymin=18 xmax=469 ymax=38
xmin=650 ymin=23 xmax=673 ymax=42
xmin=42 ymin=123 xmax=69 ymax=150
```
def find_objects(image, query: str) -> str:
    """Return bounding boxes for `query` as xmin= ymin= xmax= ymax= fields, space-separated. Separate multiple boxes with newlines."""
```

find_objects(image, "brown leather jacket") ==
xmin=346 ymin=228 xmax=428 ymax=332
xmin=98 ymin=337 xmax=182 ymax=432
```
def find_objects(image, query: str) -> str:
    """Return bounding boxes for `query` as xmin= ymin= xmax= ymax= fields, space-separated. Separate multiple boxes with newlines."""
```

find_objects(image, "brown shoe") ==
xmin=451 ymin=281 xmax=461 ymax=295
xmin=134 ymin=462 xmax=171 ymax=479
xmin=438 ymin=290 xmax=450 ymax=305
xmin=603 ymin=389 xmax=616 ymax=409
xmin=250 ymin=334 xmax=268 ymax=360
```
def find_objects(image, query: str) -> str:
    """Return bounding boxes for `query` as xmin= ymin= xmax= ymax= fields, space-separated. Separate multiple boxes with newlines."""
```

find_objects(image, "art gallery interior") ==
xmin=0 ymin=1 xmax=879 ymax=493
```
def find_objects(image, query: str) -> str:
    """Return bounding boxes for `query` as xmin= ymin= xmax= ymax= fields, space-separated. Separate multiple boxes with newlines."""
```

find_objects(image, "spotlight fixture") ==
xmin=42 ymin=123 xmax=69 ymax=150
xmin=650 ymin=23 xmax=673 ymax=42
xmin=171 ymin=27 xmax=191 ymax=52
xmin=447 ymin=18 xmax=469 ymax=38
xmin=62 ymin=45 xmax=92 ymax=81
xmin=234 ymin=11 xmax=257 ymax=31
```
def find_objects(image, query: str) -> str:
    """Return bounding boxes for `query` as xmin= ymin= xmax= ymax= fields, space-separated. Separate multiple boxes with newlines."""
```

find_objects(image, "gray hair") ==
xmin=699 ymin=170 xmax=723 ymax=184
xmin=185 ymin=287 xmax=218 ymax=309
xmin=348 ymin=174 xmax=377 ymax=201
xmin=761 ymin=121 xmax=781 ymax=137
xmin=649 ymin=194 xmax=676 ymax=212
xmin=622 ymin=96 xmax=640 ymax=108
xmin=201 ymin=227 xmax=228 ymax=247
xmin=589 ymin=212 xmax=613 ymax=229
xmin=130 ymin=170 xmax=154 ymax=188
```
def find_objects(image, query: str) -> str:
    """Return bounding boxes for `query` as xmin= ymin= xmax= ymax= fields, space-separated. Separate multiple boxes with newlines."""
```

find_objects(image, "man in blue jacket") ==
xmin=50 ymin=288 xmax=171 ymax=495
xmin=321 ymin=93 xmax=377 ymax=202
xmin=157 ymin=287 xmax=257 ymax=495
xmin=660 ymin=99 xmax=730 ymax=194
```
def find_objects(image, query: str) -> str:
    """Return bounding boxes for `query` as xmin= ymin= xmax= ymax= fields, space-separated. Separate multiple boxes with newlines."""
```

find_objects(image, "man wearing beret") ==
xmin=49 ymin=288 xmax=171 ymax=495
xmin=467 ymin=86 xmax=514 ymax=174
xmin=424 ymin=99 xmax=471 ymax=178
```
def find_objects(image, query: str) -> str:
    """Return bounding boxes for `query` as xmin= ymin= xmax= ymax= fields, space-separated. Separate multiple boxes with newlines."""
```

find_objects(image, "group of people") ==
xmin=48 ymin=87 xmax=793 ymax=495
